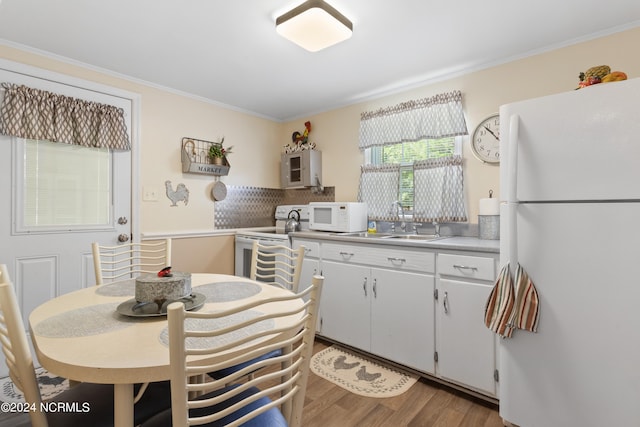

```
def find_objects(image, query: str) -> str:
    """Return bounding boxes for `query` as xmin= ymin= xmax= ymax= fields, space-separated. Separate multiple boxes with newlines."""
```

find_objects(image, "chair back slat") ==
xmin=250 ymin=241 xmax=305 ymax=292
xmin=167 ymin=275 xmax=323 ymax=427
xmin=92 ymin=239 xmax=172 ymax=284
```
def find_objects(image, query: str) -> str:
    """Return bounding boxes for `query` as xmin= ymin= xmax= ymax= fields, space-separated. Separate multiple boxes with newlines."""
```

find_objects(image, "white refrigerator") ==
xmin=499 ymin=78 xmax=640 ymax=426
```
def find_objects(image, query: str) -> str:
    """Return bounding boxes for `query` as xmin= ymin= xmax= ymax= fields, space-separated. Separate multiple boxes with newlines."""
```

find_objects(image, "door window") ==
xmin=15 ymin=139 xmax=113 ymax=233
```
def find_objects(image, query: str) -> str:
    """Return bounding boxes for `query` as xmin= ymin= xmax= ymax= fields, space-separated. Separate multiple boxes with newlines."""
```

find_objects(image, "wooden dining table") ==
xmin=28 ymin=273 xmax=302 ymax=427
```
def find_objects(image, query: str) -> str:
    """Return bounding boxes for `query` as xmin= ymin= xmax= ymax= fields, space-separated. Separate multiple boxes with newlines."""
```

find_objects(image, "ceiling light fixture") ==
xmin=276 ymin=0 xmax=353 ymax=52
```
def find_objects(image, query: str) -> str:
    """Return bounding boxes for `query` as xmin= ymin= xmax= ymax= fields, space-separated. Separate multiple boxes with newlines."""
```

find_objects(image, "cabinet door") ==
xmin=371 ymin=268 xmax=435 ymax=374
xmin=319 ymin=261 xmax=370 ymax=351
xmin=437 ymin=278 xmax=496 ymax=395
xmin=299 ymin=257 xmax=319 ymax=294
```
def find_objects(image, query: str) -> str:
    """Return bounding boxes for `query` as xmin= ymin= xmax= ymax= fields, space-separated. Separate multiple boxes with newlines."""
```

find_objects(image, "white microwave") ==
xmin=308 ymin=202 xmax=368 ymax=232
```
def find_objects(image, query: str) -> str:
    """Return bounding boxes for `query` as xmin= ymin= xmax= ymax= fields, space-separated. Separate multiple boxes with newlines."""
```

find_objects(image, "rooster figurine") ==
xmin=291 ymin=121 xmax=311 ymax=145
xmin=165 ymin=180 xmax=189 ymax=207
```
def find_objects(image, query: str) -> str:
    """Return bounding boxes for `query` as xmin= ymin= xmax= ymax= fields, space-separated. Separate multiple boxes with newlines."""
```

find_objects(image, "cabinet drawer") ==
xmin=437 ymin=253 xmax=496 ymax=281
xmin=292 ymin=239 xmax=320 ymax=258
xmin=322 ymin=242 xmax=435 ymax=273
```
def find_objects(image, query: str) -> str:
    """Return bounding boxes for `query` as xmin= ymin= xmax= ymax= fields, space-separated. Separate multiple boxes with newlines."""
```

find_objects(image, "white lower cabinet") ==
xmin=319 ymin=261 xmax=371 ymax=351
xmin=436 ymin=252 xmax=498 ymax=396
xmin=292 ymin=239 xmax=322 ymax=329
xmin=319 ymin=243 xmax=436 ymax=374
xmin=292 ymin=236 xmax=499 ymax=397
xmin=370 ymin=267 xmax=435 ymax=374
xmin=294 ymin=241 xmax=320 ymax=292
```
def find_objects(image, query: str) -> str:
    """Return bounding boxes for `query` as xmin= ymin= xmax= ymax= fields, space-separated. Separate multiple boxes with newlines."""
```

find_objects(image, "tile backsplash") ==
xmin=214 ymin=186 xmax=335 ymax=229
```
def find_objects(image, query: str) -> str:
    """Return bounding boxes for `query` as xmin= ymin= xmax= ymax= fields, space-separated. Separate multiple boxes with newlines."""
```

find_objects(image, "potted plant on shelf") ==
xmin=208 ymin=138 xmax=232 ymax=165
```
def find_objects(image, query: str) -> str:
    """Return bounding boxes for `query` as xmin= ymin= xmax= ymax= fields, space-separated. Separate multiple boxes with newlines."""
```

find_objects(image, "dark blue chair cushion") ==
xmin=207 ymin=349 xmax=282 ymax=380
xmin=141 ymin=384 xmax=288 ymax=427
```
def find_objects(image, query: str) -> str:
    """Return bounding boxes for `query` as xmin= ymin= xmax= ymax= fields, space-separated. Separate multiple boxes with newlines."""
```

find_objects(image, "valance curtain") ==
xmin=359 ymin=90 xmax=467 ymax=149
xmin=358 ymin=164 xmax=401 ymax=221
xmin=0 ymin=83 xmax=130 ymax=150
xmin=413 ymin=156 xmax=467 ymax=223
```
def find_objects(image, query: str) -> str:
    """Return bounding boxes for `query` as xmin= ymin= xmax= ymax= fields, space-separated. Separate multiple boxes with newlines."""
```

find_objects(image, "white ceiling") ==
xmin=0 ymin=0 xmax=639 ymax=122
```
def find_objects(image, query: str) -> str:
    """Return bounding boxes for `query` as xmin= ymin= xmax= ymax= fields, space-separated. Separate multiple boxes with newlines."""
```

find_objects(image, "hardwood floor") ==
xmin=0 ymin=338 xmax=504 ymax=427
xmin=303 ymin=339 xmax=504 ymax=427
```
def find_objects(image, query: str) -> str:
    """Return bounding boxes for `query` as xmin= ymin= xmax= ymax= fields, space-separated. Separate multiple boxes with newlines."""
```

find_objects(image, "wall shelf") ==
xmin=181 ymin=137 xmax=230 ymax=176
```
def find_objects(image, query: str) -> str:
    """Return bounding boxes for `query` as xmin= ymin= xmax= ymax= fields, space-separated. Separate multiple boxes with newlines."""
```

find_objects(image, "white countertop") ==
xmin=290 ymin=230 xmax=500 ymax=253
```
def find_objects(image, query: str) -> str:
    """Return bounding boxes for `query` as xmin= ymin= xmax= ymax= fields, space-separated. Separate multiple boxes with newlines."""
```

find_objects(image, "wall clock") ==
xmin=471 ymin=114 xmax=500 ymax=164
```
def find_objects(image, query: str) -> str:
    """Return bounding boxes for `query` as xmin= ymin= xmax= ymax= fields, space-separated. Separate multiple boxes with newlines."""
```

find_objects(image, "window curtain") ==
xmin=359 ymin=90 xmax=467 ymax=149
xmin=413 ymin=156 xmax=467 ymax=223
xmin=358 ymin=164 xmax=401 ymax=221
xmin=358 ymin=90 xmax=468 ymax=222
xmin=0 ymin=83 xmax=130 ymax=150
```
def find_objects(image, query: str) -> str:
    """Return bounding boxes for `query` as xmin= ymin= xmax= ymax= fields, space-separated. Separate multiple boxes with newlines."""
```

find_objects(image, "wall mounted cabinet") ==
xmin=281 ymin=150 xmax=321 ymax=188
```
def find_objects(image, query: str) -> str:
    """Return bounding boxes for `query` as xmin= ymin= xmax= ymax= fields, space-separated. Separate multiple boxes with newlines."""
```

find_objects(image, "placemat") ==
xmin=33 ymin=303 xmax=138 ymax=338
xmin=195 ymin=281 xmax=262 ymax=302
xmin=158 ymin=310 xmax=274 ymax=350
xmin=95 ymin=279 xmax=135 ymax=297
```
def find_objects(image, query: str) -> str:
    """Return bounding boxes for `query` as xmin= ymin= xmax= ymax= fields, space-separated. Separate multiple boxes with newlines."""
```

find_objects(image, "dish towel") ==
xmin=484 ymin=263 xmax=540 ymax=338
xmin=484 ymin=264 xmax=515 ymax=338
xmin=508 ymin=263 xmax=540 ymax=333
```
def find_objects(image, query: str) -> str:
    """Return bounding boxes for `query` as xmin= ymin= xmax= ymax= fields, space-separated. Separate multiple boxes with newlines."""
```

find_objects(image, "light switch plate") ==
xmin=143 ymin=187 xmax=159 ymax=201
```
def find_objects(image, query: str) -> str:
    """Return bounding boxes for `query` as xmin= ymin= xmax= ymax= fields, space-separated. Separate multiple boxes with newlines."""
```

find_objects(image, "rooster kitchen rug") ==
xmin=0 ymin=368 xmax=69 ymax=403
xmin=311 ymin=346 xmax=418 ymax=398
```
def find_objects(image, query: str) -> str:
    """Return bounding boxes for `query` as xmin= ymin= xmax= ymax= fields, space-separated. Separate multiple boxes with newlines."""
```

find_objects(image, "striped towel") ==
xmin=508 ymin=263 xmax=540 ymax=333
xmin=484 ymin=264 xmax=515 ymax=338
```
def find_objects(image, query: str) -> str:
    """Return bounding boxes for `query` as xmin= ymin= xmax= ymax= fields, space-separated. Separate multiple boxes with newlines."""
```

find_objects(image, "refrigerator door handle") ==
xmin=508 ymin=114 xmax=520 ymax=269
xmin=507 ymin=114 xmax=520 ymax=204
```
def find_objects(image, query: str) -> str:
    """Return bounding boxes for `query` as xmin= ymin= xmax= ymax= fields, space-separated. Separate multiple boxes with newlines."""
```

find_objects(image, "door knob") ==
xmin=118 ymin=217 xmax=128 ymax=225
xmin=118 ymin=234 xmax=130 ymax=242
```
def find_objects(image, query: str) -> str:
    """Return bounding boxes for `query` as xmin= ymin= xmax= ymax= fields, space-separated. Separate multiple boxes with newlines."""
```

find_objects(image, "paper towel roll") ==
xmin=479 ymin=198 xmax=500 ymax=216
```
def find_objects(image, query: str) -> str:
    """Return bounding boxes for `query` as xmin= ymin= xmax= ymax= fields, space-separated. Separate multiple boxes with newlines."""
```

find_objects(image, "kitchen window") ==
xmin=358 ymin=90 xmax=468 ymax=223
xmin=364 ymin=137 xmax=460 ymax=211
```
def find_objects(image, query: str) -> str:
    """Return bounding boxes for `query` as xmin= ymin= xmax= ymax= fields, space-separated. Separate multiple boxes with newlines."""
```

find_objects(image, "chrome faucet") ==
xmin=433 ymin=221 xmax=440 ymax=237
xmin=391 ymin=201 xmax=406 ymax=231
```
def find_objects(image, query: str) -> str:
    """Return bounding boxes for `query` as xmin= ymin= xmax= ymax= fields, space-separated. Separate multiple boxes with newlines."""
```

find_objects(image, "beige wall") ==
xmin=281 ymin=26 xmax=640 ymax=221
xmin=171 ymin=235 xmax=235 ymax=274
xmin=0 ymin=44 xmax=283 ymax=235
xmin=2 ymin=26 xmax=640 ymax=235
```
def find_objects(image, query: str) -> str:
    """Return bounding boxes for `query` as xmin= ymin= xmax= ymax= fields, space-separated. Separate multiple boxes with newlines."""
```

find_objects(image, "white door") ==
xmin=500 ymin=202 xmax=640 ymax=426
xmin=0 ymin=62 xmax=137 ymax=375
xmin=499 ymin=78 xmax=640 ymax=203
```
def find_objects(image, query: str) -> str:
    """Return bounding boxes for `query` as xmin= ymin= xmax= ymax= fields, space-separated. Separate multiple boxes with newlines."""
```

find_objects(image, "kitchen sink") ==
xmin=331 ymin=232 xmax=441 ymax=241
xmin=331 ymin=232 xmax=395 ymax=238
xmin=387 ymin=234 xmax=441 ymax=241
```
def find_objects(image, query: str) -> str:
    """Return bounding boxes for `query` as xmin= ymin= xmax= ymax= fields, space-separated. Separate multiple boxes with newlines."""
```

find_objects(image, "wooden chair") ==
xmin=207 ymin=241 xmax=307 ymax=382
xmin=250 ymin=241 xmax=305 ymax=292
xmin=91 ymin=238 xmax=172 ymax=284
xmin=0 ymin=264 xmax=171 ymax=427
xmin=141 ymin=275 xmax=324 ymax=427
